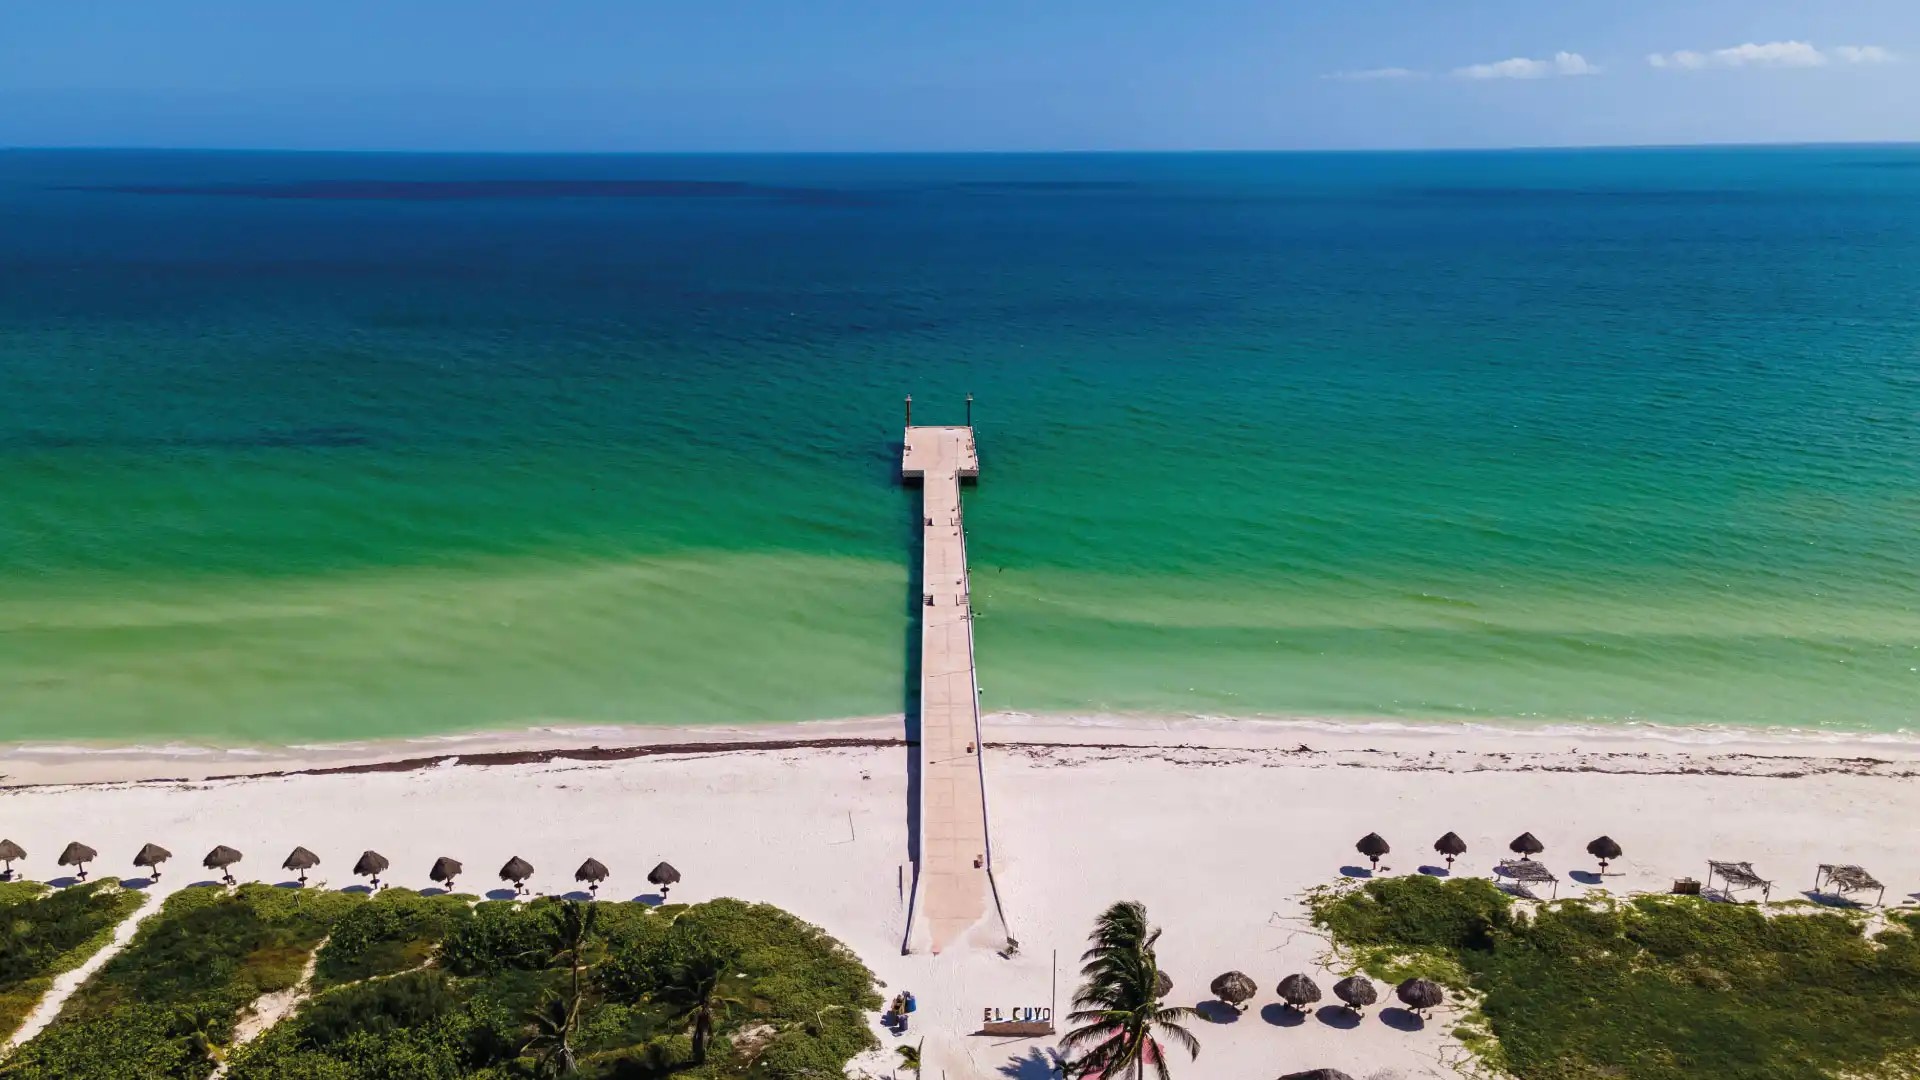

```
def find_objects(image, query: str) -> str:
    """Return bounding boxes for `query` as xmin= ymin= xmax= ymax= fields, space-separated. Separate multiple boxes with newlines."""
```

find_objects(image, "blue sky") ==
xmin=0 ymin=0 xmax=1912 ymax=151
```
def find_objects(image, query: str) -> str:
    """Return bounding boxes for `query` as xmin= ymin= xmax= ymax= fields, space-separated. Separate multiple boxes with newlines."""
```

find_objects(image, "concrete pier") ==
xmin=900 ymin=424 xmax=996 ymax=954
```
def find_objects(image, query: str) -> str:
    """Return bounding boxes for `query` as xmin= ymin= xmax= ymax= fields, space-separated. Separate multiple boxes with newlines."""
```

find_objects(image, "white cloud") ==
xmin=1647 ymin=41 xmax=1897 ymax=70
xmin=1454 ymin=52 xmax=1599 ymax=80
xmin=1323 ymin=67 xmax=1422 ymax=81
xmin=1832 ymin=45 xmax=1896 ymax=64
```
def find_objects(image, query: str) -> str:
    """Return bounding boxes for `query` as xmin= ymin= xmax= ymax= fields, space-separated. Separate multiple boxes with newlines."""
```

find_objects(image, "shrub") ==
xmin=0 ymin=879 xmax=146 ymax=1037
xmin=312 ymin=889 xmax=471 ymax=989
xmin=1314 ymin=878 xmax=1920 ymax=1080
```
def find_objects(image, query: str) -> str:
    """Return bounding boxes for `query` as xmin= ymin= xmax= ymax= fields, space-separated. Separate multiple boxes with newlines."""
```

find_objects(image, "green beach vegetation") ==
xmin=1 ymin=883 xmax=878 ymax=1080
xmin=0 ymin=879 xmax=146 ymax=1041
xmin=1312 ymin=874 xmax=1920 ymax=1080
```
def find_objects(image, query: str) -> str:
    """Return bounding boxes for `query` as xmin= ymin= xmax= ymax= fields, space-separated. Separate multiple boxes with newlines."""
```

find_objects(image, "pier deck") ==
xmin=901 ymin=425 xmax=993 ymax=953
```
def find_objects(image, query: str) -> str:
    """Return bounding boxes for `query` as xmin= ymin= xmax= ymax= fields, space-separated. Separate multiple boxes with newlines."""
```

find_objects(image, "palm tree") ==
xmin=895 ymin=1042 xmax=923 ymax=1077
xmin=656 ymin=948 xmax=748 ymax=1065
xmin=523 ymin=993 xmax=580 ymax=1078
xmin=1061 ymin=901 xmax=1199 ymax=1079
xmin=550 ymin=900 xmax=599 ymax=1003
xmin=519 ymin=900 xmax=597 ymax=1077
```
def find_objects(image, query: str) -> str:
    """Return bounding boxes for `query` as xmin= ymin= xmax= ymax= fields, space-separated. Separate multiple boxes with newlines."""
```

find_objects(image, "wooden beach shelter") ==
xmin=574 ymin=858 xmax=609 ymax=896
xmin=204 ymin=845 xmax=244 ymax=885
xmin=282 ymin=847 xmax=320 ymax=884
xmin=353 ymin=851 xmax=390 ymax=890
xmin=500 ymin=856 xmax=534 ymax=895
xmin=1494 ymin=859 xmax=1559 ymax=899
xmin=1508 ymin=832 xmax=1545 ymax=860
xmin=646 ymin=861 xmax=681 ymax=894
xmin=1586 ymin=836 xmax=1623 ymax=875
xmin=1209 ymin=971 xmax=1257 ymax=1011
xmin=1433 ymin=832 xmax=1467 ymax=868
xmin=1279 ymin=1071 xmax=1358 ymax=1080
xmin=1355 ymin=832 xmax=1390 ymax=872
xmin=0 ymin=839 xmax=25 ymax=879
xmin=1278 ymin=973 xmax=1322 ymax=1011
xmin=430 ymin=857 xmax=463 ymax=891
xmin=58 ymin=842 xmax=97 ymax=881
xmin=1395 ymin=977 xmax=1443 ymax=1017
xmin=1813 ymin=864 xmax=1884 ymax=906
xmin=134 ymin=843 xmax=172 ymax=881
xmin=1706 ymin=860 xmax=1773 ymax=901
xmin=1333 ymin=975 xmax=1378 ymax=1014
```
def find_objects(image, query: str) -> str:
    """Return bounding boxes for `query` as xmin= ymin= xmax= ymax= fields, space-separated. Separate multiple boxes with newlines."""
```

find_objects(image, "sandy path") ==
xmin=4 ymin=885 xmax=157 ymax=1052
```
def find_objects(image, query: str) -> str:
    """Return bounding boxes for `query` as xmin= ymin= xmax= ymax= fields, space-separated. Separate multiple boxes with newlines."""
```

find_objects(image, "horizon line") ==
xmin=5 ymin=138 xmax=1919 ymax=158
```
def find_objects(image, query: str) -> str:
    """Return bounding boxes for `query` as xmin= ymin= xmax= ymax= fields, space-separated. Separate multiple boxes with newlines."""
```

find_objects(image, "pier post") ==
xmin=904 ymin=394 xmax=913 ymax=427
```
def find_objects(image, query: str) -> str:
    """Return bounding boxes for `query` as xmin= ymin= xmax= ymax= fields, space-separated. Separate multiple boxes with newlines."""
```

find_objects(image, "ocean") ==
xmin=2 ymin=146 xmax=1917 ymax=745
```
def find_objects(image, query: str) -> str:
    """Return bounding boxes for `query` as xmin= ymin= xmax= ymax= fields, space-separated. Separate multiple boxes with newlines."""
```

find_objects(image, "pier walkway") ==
xmin=900 ymin=423 xmax=996 ymax=954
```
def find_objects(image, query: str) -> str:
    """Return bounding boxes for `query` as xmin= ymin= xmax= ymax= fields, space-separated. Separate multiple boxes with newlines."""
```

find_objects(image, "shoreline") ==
xmin=8 ymin=709 xmax=1920 ymax=788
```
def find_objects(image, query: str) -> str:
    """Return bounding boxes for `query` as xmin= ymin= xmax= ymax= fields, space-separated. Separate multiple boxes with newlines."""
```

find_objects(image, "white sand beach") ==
xmin=4 ymin=712 xmax=1920 ymax=1079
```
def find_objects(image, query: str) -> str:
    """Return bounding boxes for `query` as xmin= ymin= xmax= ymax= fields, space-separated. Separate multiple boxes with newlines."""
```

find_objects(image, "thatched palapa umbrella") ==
xmin=1153 ymin=970 xmax=1174 ymax=999
xmin=1332 ymin=975 xmax=1378 ymax=1014
xmin=575 ymin=858 xmax=609 ymax=896
xmin=1209 ymin=971 xmax=1257 ymax=1011
xmin=1586 ymin=836 xmax=1623 ymax=875
xmin=134 ymin=843 xmax=172 ymax=881
xmin=0 ymin=839 xmax=25 ymax=880
xmin=354 ymin=851 xmax=390 ymax=890
xmin=430 ymin=857 xmax=463 ymax=891
xmin=1509 ymin=832 xmax=1544 ymax=861
xmin=1277 ymin=973 xmax=1322 ymax=1011
xmin=646 ymin=861 xmax=681 ymax=895
xmin=282 ymin=847 xmax=320 ymax=885
xmin=1433 ymin=832 xmax=1467 ymax=868
xmin=204 ymin=845 xmax=244 ymax=885
xmin=59 ymin=842 xmax=97 ymax=881
xmin=500 ymin=856 xmax=534 ymax=895
xmin=1355 ymin=833 xmax=1390 ymax=872
xmin=1279 ymin=1071 xmax=1358 ymax=1080
xmin=1396 ymin=977 xmax=1443 ymax=1016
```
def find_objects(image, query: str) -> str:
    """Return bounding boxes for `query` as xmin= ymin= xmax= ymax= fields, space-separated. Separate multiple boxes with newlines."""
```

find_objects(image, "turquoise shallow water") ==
xmin=2 ymin=147 xmax=1918 ymax=743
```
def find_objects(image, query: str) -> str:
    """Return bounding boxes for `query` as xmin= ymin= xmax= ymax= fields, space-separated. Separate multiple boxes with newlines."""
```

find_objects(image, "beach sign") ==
xmin=978 ymin=1005 xmax=1054 ymax=1036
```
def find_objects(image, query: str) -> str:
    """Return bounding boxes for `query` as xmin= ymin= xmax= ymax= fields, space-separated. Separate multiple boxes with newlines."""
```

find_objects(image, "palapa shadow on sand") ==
xmin=339 ymin=884 xmax=373 ymax=895
xmin=1195 ymin=999 xmax=1241 ymax=1024
xmin=1380 ymin=1007 xmax=1425 ymax=1031
xmin=1570 ymin=870 xmax=1603 ymax=885
xmin=1261 ymin=1003 xmax=1305 ymax=1027
xmin=1800 ymin=890 xmax=1864 ymax=909
xmin=631 ymin=893 xmax=665 ymax=906
xmin=47 ymin=876 xmax=82 ymax=888
xmin=1418 ymin=865 xmax=1452 ymax=878
xmin=561 ymin=890 xmax=594 ymax=902
xmin=1315 ymin=1005 xmax=1361 ymax=1029
xmin=484 ymin=888 xmax=520 ymax=901
xmin=123 ymin=878 xmax=155 ymax=890
xmin=1338 ymin=865 xmax=1374 ymax=879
